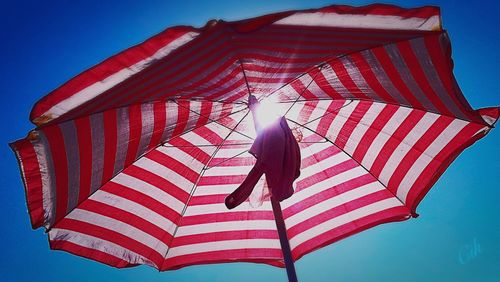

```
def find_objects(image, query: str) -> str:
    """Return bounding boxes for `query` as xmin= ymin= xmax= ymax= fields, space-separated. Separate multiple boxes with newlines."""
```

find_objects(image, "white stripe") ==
xmin=323 ymin=100 xmax=359 ymax=141
xmin=275 ymin=13 xmax=440 ymax=31
xmin=214 ymin=147 xmax=252 ymax=158
xmin=344 ymin=102 xmax=385 ymax=155
xmin=289 ymin=197 xmax=403 ymax=248
xmin=306 ymin=78 xmax=330 ymax=99
xmin=65 ymin=209 xmax=169 ymax=256
xmin=203 ymin=164 xmax=253 ymax=177
xmin=184 ymin=198 xmax=271 ymax=217
xmin=396 ymin=119 xmax=468 ymax=202
xmin=179 ymin=130 xmax=217 ymax=146
xmin=175 ymin=220 xmax=276 ymax=237
xmin=286 ymin=181 xmax=385 ymax=227
xmin=194 ymin=183 xmax=239 ymax=196
xmin=49 ymin=228 xmax=154 ymax=266
xmin=300 ymin=150 xmax=350 ymax=176
xmin=361 ymin=106 xmax=412 ymax=169
xmin=156 ymin=146 xmax=206 ymax=172
xmin=31 ymin=140 xmax=56 ymax=228
xmin=91 ymin=190 xmax=177 ymax=235
xmin=161 ymin=101 xmax=179 ymax=141
xmin=166 ymin=239 xmax=280 ymax=259
xmin=184 ymin=101 xmax=202 ymax=131
xmin=136 ymin=156 xmax=194 ymax=193
xmin=284 ymin=166 xmax=369 ymax=208
xmin=39 ymin=32 xmax=199 ymax=121
xmin=111 ymin=173 xmax=185 ymax=213
xmin=378 ymin=112 xmax=438 ymax=185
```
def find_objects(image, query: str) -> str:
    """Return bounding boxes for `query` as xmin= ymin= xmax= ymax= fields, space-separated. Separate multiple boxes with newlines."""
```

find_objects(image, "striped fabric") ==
xmin=11 ymin=4 xmax=498 ymax=271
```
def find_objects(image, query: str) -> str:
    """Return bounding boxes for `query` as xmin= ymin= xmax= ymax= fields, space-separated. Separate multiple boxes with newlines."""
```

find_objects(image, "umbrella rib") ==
xmin=205 ymin=149 xmax=250 ymax=170
xmin=258 ymin=32 xmax=440 ymax=103
xmin=298 ymin=100 xmax=355 ymax=127
xmin=284 ymin=117 xmax=409 ymax=210
xmin=162 ymin=142 xmax=254 ymax=148
xmin=173 ymin=99 xmax=255 ymax=141
xmin=283 ymin=97 xmax=493 ymax=129
xmin=45 ymin=103 xmax=250 ymax=234
xmin=238 ymin=58 xmax=252 ymax=97
xmin=161 ymin=109 xmax=251 ymax=261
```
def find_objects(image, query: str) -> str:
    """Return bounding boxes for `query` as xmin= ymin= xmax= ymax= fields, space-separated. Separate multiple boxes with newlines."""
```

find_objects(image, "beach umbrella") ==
xmin=10 ymin=4 xmax=498 ymax=282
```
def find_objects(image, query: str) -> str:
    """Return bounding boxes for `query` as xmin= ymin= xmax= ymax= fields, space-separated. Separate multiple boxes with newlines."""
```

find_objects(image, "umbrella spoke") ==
xmin=285 ymin=117 xmax=409 ymax=209
xmin=162 ymin=109 xmax=251 ymax=260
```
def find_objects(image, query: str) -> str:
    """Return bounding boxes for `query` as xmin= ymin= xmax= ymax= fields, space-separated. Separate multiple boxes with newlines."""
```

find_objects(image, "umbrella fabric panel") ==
xmin=11 ymin=100 xmax=242 ymax=229
xmin=275 ymin=32 xmax=483 ymax=123
xmin=29 ymin=4 xmax=440 ymax=126
xmin=278 ymin=100 xmax=496 ymax=260
xmin=163 ymin=113 xmax=283 ymax=270
xmin=35 ymin=98 xmax=496 ymax=270
xmin=30 ymin=27 xmax=200 ymax=125
xmin=47 ymin=121 xmax=230 ymax=269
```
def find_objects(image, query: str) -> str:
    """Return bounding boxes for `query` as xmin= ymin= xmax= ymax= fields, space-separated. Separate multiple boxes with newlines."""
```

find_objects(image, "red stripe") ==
xmin=396 ymin=40 xmax=452 ymax=115
xmin=315 ymin=4 xmax=439 ymax=18
xmin=171 ymin=230 xmax=278 ymax=247
xmin=387 ymin=115 xmax=452 ymax=193
xmin=79 ymin=199 xmax=173 ymax=243
xmin=50 ymin=240 xmax=134 ymax=268
xmin=314 ymin=100 xmax=346 ymax=136
xmin=55 ymin=218 xmax=164 ymax=267
xmin=107 ymin=31 xmax=231 ymax=107
xmin=314 ymin=68 xmax=344 ymax=99
xmin=334 ymin=101 xmax=372 ymax=149
xmin=125 ymin=165 xmax=190 ymax=203
xmin=349 ymin=52 xmax=398 ymax=104
xmin=204 ymin=78 xmax=245 ymax=100
xmin=284 ymin=173 xmax=376 ymax=218
xmin=103 ymin=182 xmax=181 ymax=223
xmin=181 ymin=211 xmax=274 ymax=226
xmin=369 ymin=109 xmax=425 ymax=178
xmin=288 ymin=189 xmax=394 ymax=238
xmin=124 ymin=104 xmax=142 ymax=166
xmin=147 ymin=102 xmax=167 ymax=151
xmin=146 ymin=149 xmax=200 ymax=183
xmin=330 ymin=60 xmax=370 ymax=100
xmin=195 ymin=101 xmax=213 ymax=127
xmin=162 ymin=248 xmax=283 ymax=271
xmin=167 ymin=138 xmax=213 ymax=165
xmin=296 ymin=159 xmax=359 ymax=192
xmin=192 ymin=125 xmax=224 ymax=144
xmin=172 ymin=101 xmax=190 ymax=137
xmin=292 ymin=205 xmax=409 ymax=260
xmin=198 ymin=175 xmax=247 ymax=186
xmin=352 ymin=104 xmax=397 ymax=162
xmin=371 ymin=47 xmax=424 ymax=109
xmin=423 ymin=34 xmax=477 ymax=121
xmin=10 ymin=139 xmax=45 ymax=228
xmin=301 ymin=146 xmax=341 ymax=168
xmin=405 ymin=122 xmax=482 ymax=209
xmin=43 ymin=125 xmax=69 ymax=222
xmin=102 ymin=109 xmax=118 ymax=185
xmin=75 ymin=116 xmax=93 ymax=203
xmin=295 ymin=100 xmax=318 ymax=124
xmin=208 ymin=156 xmax=255 ymax=167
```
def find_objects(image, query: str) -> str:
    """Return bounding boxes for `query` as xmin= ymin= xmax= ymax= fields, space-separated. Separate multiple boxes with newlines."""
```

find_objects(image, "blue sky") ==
xmin=0 ymin=1 xmax=498 ymax=281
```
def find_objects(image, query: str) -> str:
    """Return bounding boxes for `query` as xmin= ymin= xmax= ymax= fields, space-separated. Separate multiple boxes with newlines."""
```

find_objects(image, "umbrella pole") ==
xmin=271 ymin=197 xmax=298 ymax=282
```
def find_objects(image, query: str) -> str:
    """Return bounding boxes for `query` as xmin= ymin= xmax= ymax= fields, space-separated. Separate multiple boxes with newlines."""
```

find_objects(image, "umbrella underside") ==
xmin=11 ymin=4 xmax=498 ymax=270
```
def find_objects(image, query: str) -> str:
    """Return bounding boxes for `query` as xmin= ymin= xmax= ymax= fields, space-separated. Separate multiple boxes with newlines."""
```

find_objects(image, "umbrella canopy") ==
xmin=10 ymin=3 xmax=498 ymax=273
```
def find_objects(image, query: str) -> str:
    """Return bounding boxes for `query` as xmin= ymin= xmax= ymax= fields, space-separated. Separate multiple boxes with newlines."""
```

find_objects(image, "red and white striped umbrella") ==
xmin=10 ymin=3 xmax=498 ymax=280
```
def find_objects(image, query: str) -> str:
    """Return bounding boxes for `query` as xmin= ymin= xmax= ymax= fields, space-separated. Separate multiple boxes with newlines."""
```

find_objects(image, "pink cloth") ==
xmin=225 ymin=116 xmax=301 ymax=209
